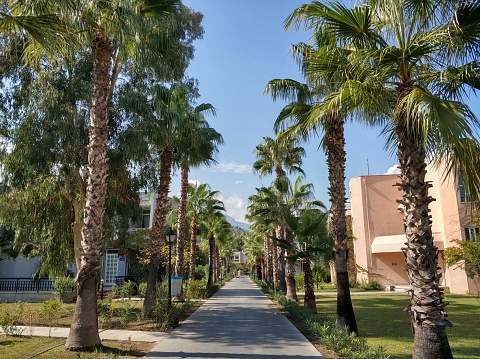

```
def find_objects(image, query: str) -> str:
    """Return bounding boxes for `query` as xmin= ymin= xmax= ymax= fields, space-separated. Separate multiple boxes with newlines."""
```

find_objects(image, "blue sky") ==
xmin=170 ymin=1 xmax=478 ymax=223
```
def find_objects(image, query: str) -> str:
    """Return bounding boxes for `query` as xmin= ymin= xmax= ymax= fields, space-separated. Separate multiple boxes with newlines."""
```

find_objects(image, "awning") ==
xmin=371 ymin=233 xmax=444 ymax=253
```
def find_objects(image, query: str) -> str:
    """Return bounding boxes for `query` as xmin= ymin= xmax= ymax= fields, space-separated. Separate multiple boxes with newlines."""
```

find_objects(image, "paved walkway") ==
xmin=145 ymin=276 xmax=324 ymax=359
xmin=1 ymin=277 xmax=324 ymax=358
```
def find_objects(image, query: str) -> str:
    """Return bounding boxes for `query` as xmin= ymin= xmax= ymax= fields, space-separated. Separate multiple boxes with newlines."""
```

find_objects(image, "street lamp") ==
xmin=166 ymin=227 xmax=176 ymax=308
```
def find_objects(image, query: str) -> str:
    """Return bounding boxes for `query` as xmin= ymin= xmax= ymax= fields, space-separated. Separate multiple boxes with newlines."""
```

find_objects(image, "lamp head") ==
xmin=166 ymin=227 xmax=176 ymax=244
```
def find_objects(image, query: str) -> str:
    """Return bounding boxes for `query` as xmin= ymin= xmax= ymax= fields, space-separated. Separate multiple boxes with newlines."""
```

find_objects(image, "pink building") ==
xmin=349 ymin=161 xmax=478 ymax=294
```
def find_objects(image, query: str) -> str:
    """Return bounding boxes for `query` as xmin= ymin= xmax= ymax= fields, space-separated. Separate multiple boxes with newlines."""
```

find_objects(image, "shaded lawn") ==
xmin=314 ymin=293 xmax=480 ymax=359
xmin=0 ymin=335 xmax=155 ymax=359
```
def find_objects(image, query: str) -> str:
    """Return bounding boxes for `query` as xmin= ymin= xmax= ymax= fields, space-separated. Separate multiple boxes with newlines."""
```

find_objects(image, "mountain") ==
xmin=225 ymin=214 xmax=250 ymax=232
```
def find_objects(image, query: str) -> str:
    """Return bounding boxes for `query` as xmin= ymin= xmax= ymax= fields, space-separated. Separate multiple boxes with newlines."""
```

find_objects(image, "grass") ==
xmin=314 ymin=292 xmax=480 ymax=359
xmin=0 ymin=335 xmax=155 ymax=358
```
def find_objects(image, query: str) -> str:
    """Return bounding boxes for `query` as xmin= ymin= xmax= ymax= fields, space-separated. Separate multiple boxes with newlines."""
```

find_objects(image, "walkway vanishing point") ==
xmin=145 ymin=276 xmax=324 ymax=359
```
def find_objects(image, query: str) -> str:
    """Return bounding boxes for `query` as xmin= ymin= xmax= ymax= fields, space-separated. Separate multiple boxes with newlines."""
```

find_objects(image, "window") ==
xmin=458 ymin=177 xmax=470 ymax=203
xmin=464 ymin=227 xmax=480 ymax=243
xmin=132 ymin=208 xmax=151 ymax=229
xmin=234 ymin=253 xmax=240 ymax=263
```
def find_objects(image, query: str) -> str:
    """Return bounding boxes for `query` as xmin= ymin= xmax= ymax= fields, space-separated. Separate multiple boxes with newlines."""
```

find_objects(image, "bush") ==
xmin=185 ymin=280 xmax=208 ymax=300
xmin=349 ymin=279 xmax=359 ymax=288
xmin=360 ymin=280 xmax=383 ymax=291
xmin=121 ymin=280 xmax=137 ymax=299
xmin=0 ymin=302 xmax=24 ymax=335
xmin=138 ymin=282 xmax=147 ymax=298
xmin=107 ymin=284 xmax=120 ymax=301
xmin=254 ymin=280 xmax=389 ymax=359
xmin=312 ymin=263 xmax=331 ymax=286
xmin=295 ymin=274 xmax=305 ymax=291
xmin=41 ymin=299 xmax=61 ymax=337
xmin=194 ymin=265 xmax=209 ymax=280
xmin=53 ymin=276 xmax=76 ymax=303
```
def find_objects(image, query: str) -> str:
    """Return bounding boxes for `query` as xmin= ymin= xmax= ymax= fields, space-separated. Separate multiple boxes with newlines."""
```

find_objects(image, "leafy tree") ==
xmin=444 ymin=239 xmax=480 ymax=287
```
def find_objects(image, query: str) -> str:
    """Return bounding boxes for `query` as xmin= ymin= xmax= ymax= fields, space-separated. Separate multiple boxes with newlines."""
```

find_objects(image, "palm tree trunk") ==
xmin=303 ymin=261 xmax=316 ymax=312
xmin=143 ymin=145 xmax=174 ymax=316
xmin=174 ymin=163 xmax=188 ymax=301
xmin=277 ymin=225 xmax=287 ymax=293
xmin=272 ymin=229 xmax=278 ymax=290
xmin=285 ymin=229 xmax=298 ymax=301
xmin=66 ymin=28 xmax=111 ymax=350
xmin=189 ymin=217 xmax=198 ymax=280
xmin=396 ymin=119 xmax=452 ymax=359
xmin=326 ymin=112 xmax=357 ymax=333
xmin=207 ymin=232 xmax=215 ymax=288
xmin=256 ymin=257 xmax=262 ymax=280
xmin=175 ymin=163 xmax=188 ymax=277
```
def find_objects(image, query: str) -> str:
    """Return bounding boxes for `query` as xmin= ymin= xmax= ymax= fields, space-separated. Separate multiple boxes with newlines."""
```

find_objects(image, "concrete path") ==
xmin=145 ymin=276 xmax=324 ymax=359
xmin=0 ymin=325 xmax=167 ymax=342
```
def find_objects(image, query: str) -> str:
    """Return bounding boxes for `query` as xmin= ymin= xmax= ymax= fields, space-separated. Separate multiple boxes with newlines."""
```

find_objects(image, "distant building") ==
xmin=349 ymin=160 xmax=478 ymax=294
xmin=233 ymin=250 xmax=245 ymax=264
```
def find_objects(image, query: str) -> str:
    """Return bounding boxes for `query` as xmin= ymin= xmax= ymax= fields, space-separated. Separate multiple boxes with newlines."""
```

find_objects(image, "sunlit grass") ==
xmin=314 ymin=293 xmax=480 ymax=359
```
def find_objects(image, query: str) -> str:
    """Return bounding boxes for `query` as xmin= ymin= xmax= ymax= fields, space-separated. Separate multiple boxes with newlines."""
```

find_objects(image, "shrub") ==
xmin=194 ymin=265 xmax=209 ymax=280
xmin=138 ymin=282 xmax=147 ymax=298
xmin=0 ymin=302 xmax=24 ymax=336
xmin=360 ymin=280 xmax=383 ymax=291
xmin=41 ymin=299 xmax=61 ymax=337
xmin=295 ymin=274 xmax=305 ymax=291
xmin=121 ymin=280 xmax=137 ymax=299
xmin=107 ymin=284 xmax=120 ymax=301
xmin=349 ymin=279 xmax=359 ymax=288
xmin=53 ymin=277 xmax=76 ymax=303
xmin=185 ymin=280 xmax=208 ymax=300
xmin=254 ymin=280 xmax=389 ymax=359
xmin=312 ymin=263 xmax=331 ymax=286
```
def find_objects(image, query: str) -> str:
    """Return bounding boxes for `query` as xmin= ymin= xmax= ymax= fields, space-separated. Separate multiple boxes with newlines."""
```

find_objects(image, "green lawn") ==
xmin=0 ymin=335 xmax=154 ymax=358
xmin=315 ymin=293 xmax=480 ymax=359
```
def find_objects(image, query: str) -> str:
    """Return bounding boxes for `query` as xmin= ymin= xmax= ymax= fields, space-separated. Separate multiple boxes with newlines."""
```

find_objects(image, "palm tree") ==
xmin=280 ymin=206 xmax=330 ymax=312
xmin=174 ymin=111 xmax=223 ymax=281
xmin=247 ymin=186 xmax=279 ymax=287
xmin=265 ymin=1 xmax=386 ymax=331
xmin=123 ymin=84 xmax=201 ymax=316
xmin=201 ymin=205 xmax=229 ymax=288
xmin=253 ymin=136 xmax=305 ymax=293
xmin=286 ymin=1 xmax=480 ymax=357
xmin=185 ymin=183 xmax=225 ymax=280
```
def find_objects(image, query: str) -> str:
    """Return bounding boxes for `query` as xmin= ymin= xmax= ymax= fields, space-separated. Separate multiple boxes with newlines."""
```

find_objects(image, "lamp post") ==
xmin=166 ymin=227 xmax=176 ymax=308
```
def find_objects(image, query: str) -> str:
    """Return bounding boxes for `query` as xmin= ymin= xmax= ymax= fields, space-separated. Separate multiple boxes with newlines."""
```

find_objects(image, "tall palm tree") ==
xmin=201 ymin=206 xmax=229 ymax=288
xmin=247 ymin=186 xmax=279 ymax=287
xmin=124 ymin=84 xmax=201 ymax=316
xmin=265 ymin=1 xmax=386 ymax=331
xmin=253 ymin=136 xmax=305 ymax=293
xmin=287 ymin=1 xmax=480 ymax=357
xmin=185 ymin=183 xmax=225 ymax=280
xmin=174 ymin=112 xmax=223 ymax=280
xmin=279 ymin=204 xmax=330 ymax=312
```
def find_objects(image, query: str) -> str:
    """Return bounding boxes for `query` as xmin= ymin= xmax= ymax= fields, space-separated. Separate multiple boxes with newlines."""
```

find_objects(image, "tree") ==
xmin=180 ymin=183 xmax=224 ymax=281
xmin=62 ymin=0 xmax=186 ymax=349
xmin=174 ymin=107 xmax=222 ymax=283
xmin=286 ymin=1 xmax=480 ymax=357
xmin=279 ymin=206 xmax=331 ymax=311
xmin=200 ymin=203 xmax=229 ymax=288
xmin=444 ymin=239 xmax=480 ymax=289
xmin=253 ymin=135 xmax=305 ymax=293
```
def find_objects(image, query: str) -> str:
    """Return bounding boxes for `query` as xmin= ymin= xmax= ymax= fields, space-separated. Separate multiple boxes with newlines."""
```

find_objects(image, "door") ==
xmin=104 ymin=252 xmax=118 ymax=285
